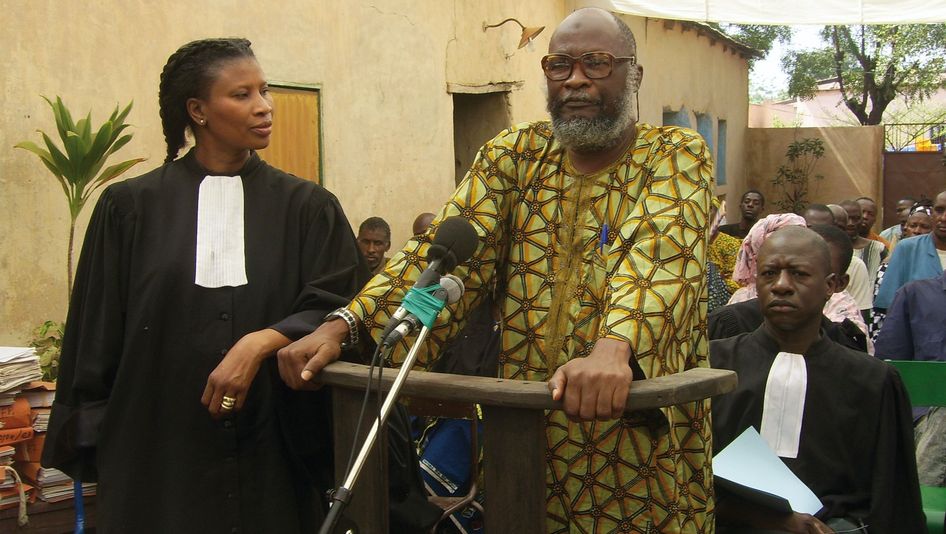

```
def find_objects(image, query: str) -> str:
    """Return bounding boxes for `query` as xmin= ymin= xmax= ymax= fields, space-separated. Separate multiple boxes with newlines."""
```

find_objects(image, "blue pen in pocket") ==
xmin=599 ymin=223 xmax=609 ymax=254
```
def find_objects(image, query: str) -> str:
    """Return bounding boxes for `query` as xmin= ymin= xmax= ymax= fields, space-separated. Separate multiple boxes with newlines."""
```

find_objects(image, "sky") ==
xmin=749 ymin=25 xmax=828 ymax=98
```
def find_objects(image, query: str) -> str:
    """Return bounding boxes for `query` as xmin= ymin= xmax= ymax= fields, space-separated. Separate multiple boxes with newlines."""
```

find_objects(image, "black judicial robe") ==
xmin=709 ymin=298 xmax=869 ymax=353
xmin=42 ymin=150 xmax=369 ymax=533
xmin=710 ymin=328 xmax=925 ymax=533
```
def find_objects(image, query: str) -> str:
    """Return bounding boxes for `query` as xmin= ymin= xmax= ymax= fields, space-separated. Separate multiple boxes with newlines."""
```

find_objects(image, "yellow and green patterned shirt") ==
xmin=349 ymin=122 xmax=714 ymax=533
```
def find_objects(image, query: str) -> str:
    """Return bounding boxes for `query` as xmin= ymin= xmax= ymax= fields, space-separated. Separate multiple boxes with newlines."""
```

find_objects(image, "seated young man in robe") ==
xmin=711 ymin=226 xmax=924 ymax=533
xmin=708 ymin=224 xmax=868 ymax=353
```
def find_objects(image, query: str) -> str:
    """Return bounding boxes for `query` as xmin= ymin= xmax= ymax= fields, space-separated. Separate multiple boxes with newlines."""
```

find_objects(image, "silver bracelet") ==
xmin=325 ymin=307 xmax=359 ymax=349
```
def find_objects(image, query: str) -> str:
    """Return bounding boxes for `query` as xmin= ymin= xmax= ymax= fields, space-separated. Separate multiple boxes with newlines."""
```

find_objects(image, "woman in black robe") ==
xmin=42 ymin=38 xmax=369 ymax=533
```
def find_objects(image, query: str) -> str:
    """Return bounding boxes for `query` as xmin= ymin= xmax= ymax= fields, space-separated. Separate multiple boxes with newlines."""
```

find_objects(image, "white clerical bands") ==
xmin=221 ymin=396 xmax=237 ymax=411
xmin=325 ymin=307 xmax=359 ymax=350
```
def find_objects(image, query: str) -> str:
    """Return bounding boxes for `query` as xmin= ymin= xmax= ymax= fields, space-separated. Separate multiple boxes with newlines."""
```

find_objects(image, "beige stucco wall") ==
xmin=744 ymin=126 xmax=884 ymax=214
xmin=0 ymin=0 xmax=749 ymax=344
xmin=633 ymin=19 xmax=750 ymax=201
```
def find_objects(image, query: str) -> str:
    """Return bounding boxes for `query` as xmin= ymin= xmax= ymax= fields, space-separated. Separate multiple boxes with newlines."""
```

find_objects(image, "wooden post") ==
xmin=483 ymin=406 xmax=546 ymax=532
xmin=332 ymin=387 xmax=388 ymax=534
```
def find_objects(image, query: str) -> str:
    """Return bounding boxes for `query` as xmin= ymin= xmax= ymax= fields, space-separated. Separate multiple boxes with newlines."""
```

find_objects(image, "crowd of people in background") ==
xmin=707 ymin=187 xmax=946 ymax=503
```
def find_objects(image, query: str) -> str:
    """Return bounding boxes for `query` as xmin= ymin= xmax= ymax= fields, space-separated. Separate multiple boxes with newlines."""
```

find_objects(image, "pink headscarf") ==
xmin=731 ymin=212 xmax=807 ymax=291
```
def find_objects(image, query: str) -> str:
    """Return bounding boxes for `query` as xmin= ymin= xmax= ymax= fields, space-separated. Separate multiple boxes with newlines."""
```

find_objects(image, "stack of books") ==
xmin=20 ymin=382 xmax=54 ymax=433
xmin=13 ymin=463 xmax=92 ymax=503
xmin=0 ymin=446 xmax=15 ymax=489
xmin=0 ymin=396 xmax=33 ymax=449
xmin=0 ymin=445 xmax=32 ymax=511
xmin=12 ymin=382 xmax=97 ymax=503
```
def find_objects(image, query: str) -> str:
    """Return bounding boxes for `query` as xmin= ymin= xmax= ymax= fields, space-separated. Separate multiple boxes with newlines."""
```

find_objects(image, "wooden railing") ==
xmin=317 ymin=362 xmax=738 ymax=533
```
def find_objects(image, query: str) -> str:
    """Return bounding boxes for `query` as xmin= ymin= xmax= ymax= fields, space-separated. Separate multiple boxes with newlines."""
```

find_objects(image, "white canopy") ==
xmin=607 ymin=0 xmax=946 ymax=25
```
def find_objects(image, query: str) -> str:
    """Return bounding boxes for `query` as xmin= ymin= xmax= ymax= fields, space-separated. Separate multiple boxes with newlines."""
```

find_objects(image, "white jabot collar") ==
xmin=194 ymin=175 xmax=247 ymax=288
xmin=760 ymin=351 xmax=808 ymax=459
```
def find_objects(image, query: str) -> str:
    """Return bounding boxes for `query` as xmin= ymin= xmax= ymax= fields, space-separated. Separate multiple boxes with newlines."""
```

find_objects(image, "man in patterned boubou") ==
xmin=279 ymin=7 xmax=715 ymax=532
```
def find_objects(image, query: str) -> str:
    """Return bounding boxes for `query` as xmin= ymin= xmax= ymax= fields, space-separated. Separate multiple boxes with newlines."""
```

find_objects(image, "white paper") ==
xmin=714 ymin=427 xmax=824 ymax=515
xmin=0 ymin=347 xmax=36 ymax=364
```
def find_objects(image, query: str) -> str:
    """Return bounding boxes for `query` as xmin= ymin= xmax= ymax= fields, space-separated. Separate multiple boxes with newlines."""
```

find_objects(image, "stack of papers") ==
xmin=0 ymin=348 xmax=42 ymax=394
xmin=31 ymin=411 xmax=49 ymax=433
xmin=37 ymin=481 xmax=95 ymax=503
xmin=0 ymin=447 xmax=14 ymax=490
xmin=19 ymin=382 xmax=55 ymax=432
xmin=19 ymin=464 xmax=69 ymax=486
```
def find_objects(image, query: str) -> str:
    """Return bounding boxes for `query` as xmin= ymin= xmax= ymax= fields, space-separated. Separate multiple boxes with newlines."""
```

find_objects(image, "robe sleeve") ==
xmin=865 ymin=366 xmax=926 ymax=533
xmin=346 ymin=127 xmax=521 ymax=367
xmin=874 ymin=288 xmax=915 ymax=360
xmin=42 ymin=185 xmax=134 ymax=481
xmin=269 ymin=189 xmax=370 ymax=340
xmin=600 ymin=133 xmax=712 ymax=376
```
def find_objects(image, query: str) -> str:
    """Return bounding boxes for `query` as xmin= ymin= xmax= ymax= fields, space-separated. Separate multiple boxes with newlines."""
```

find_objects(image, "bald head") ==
xmin=555 ymin=8 xmax=636 ymax=56
xmin=803 ymin=204 xmax=834 ymax=227
xmin=827 ymin=204 xmax=849 ymax=230
xmin=759 ymin=226 xmax=833 ymax=276
xmin=412 ymin=212 xmax=436 ymax=236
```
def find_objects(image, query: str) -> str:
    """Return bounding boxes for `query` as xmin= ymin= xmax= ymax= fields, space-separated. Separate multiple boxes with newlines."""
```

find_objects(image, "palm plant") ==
xmin=15 ymin=96 xmax=145 ymax=299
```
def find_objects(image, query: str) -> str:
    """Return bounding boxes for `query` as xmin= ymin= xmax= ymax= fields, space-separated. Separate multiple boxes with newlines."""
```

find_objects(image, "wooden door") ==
xmin=257 ymin=86 xmax=321 ymax=183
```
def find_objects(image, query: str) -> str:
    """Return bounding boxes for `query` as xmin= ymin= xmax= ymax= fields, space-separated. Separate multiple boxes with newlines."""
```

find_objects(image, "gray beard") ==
xmin=548 ymin=74 xmax=637 ymax=153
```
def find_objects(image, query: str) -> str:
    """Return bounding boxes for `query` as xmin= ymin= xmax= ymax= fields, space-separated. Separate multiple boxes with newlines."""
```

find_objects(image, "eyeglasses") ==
xmin=540 ymin=51 xmax=636 ymax=81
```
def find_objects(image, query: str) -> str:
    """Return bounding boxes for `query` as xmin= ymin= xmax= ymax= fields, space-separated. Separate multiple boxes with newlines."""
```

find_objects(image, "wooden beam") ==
xmin=446 ymin=81 xmax=523 ymax=94
xmin=317 ymin=364 xmax=737 ymax=412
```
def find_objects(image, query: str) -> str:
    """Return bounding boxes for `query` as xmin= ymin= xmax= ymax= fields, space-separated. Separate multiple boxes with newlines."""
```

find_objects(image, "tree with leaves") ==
xmin=771 ymin=136 xmax=825 ymax=214
xmin=713 ymin=24 xmax=794 ymax=62
xmin=15 ymin=97 xmax=145 ymax=298
xmin=783 ymin=25 xmax=946 ymax=125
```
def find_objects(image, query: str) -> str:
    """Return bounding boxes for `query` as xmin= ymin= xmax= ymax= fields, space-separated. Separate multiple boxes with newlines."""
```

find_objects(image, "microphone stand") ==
xmin=319 ymin=326 xmax=432 ymax=534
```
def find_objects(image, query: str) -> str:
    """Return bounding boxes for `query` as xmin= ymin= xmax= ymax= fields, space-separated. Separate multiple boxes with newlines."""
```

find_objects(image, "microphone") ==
xmin=379 ymin=216 xmax=478 ymax=345
xmin=383 ymin=274 xmax=464 ymax=347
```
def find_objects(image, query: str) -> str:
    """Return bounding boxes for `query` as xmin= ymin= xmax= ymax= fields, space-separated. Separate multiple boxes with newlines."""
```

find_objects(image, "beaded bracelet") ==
xmin=325 ymin=307 xmax=359 ymax=349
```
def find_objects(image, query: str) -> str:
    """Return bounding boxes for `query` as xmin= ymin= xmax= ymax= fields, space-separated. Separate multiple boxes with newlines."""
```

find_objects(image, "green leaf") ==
xmin=83 ymin=121 xmax=115 ymax=179
xmin=92 ymin=157 xmax=146 ymax=189
xmin=114 ymin=100 xmax=133 ymax=125
xmin=42 ymin=96 xmax=70 ymax=144
xmin=56 ymin=96 xmax=77 ymax=132
xmin=14 ymin=141 xmax=65 ymax=182
xmin=105 ymin=133 xmax=133 ymax=156
xmin=62 ymin=131 xmax=83 ymax=176
xmin=39 ymin=131 xmax=73 ymax=179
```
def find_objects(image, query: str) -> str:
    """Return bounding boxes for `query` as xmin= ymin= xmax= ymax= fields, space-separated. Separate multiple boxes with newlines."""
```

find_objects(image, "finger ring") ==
xmin=221 ymin=396 xmax=236 ymax=410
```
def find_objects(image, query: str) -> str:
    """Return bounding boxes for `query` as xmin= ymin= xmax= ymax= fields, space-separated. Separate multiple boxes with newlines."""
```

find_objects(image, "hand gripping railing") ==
xmin=315 ymin=362 xmax=737 ymax=533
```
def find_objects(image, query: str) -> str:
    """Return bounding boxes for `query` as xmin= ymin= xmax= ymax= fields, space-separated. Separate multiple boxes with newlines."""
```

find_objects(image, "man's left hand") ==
xmin=547 ymin=338 xmax=634 ymax=422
